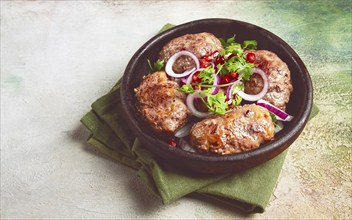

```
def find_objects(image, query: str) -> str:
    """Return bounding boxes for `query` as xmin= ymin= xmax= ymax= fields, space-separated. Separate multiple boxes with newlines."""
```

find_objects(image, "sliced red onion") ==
xmin=180 ymin=77 xmax=188 ymax=85
xmin=165 ymin=51 xmax=200 ymax=78
xmin=178 ymin=138 xmax=196 ymax=153
xmin=237 ymin=67 xmax=269 ymax=101
xmin=174 ymin=122 xmax=194 ymax=138
xmin=211 ymin=75 xmax=220 ymax=95
xmin=224 ymin=52 xmax=233 ymax=59
xmin=226 ymin=80 xmax=242 ymax=100
xmin=186 ymin=92 xmax=212 ymax=118
xmin=226 ymin=84 xmax=233 ymax=100
xmin=175 ymin=76 xmax=188 ymax=86
xmin=257 ymin=99 xmax=293 ymax=121
xmin=210 ymin=62 xmax=215 ymax=68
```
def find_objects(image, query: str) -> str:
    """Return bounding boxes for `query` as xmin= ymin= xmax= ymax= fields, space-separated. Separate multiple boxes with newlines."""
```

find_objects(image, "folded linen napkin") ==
xmin=80 ymin=24 xmax=318 ymax=213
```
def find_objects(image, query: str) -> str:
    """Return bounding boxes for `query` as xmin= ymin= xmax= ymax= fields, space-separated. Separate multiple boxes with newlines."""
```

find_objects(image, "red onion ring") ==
xmin=237 ymin=67 xmax=269 ymax=101
xmin=256 ymin=99 xmax=293 ymax=121
xmin=186 ymin=92 xmax=213 ymax=118
xmin=174 ymin=122 xmax=194 ymax=138
xmin=165 ymin=51 xmax=200 ymax=78
xmin=210 ymin=62 xmax=215 ymax=68
xmin=226 ymin=80 xmax=242 ymax=100
xmin=211 ymin=75 xmax=220 ymax=95
xmin=180 ymin=77 xmax=187 ymax=85
xmin=178 ymin=138 xmax=196 ymax=152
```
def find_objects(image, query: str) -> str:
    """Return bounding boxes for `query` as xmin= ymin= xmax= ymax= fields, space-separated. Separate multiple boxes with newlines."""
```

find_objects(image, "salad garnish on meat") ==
xmin=135 ymin=32 xmax=293 ymax=155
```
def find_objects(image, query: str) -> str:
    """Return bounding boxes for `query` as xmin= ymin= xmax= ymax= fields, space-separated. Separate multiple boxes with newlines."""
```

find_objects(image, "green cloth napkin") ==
xmin=80 ymin=24 xmax=318 ymax=213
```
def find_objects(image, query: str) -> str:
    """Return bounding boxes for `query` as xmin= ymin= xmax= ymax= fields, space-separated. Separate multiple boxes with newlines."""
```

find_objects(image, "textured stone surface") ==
xmin=1 ymin=0 xmax=351 ymax=219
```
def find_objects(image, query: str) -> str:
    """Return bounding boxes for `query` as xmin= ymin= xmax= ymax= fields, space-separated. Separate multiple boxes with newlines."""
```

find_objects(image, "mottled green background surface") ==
xmin=254 ymin=0 xmax=352 ymax=218
xmin=1 ymin=0 xmax=351 ymax=219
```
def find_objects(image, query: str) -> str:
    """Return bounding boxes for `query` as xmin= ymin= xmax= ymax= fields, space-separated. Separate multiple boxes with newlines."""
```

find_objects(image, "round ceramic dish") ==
xmin=120 ymin=18 xmax=313 ymax=174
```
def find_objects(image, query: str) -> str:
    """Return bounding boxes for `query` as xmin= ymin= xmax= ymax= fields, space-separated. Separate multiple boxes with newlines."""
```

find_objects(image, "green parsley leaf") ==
xmin=270 ymin=112 xmax=282 ymax=129
xmin=242 ymin=40 xmax=257 ymax=50
xmin=270 ymin=112 xmax=277 ymax=123
xmin=178 ymin=84 xmax=195 ymax=94
xmin=199 ymin=66 xmax=215 ymax=84
xmin=225 ymin=43 xmax=243 ymax=56
xmin=227 ymin=84 xmax=244 ymax=107
xmin=153 ymin=59 xmax=165 ymax=71
xmin=231 ymin=83 xmax=244 ymax=94
xmin=219 ymin=38 xmax=226 ymax=48
xmin=219 ymin=35 xmax=236 ymax=48
xmin=233 ymin=94 xmax=242 ymax=106
xmin=239 ymin=63 xmax=254 ymax=80
xmin=227 ymin=35 xmax=236 ymax=45
xmin=222 ymin=54 xmax=254 ymax=81
xmin=205 ymin=91 xmax=228 ymax=115
xmin=147 ymin=59 xmax=165 ymax=73
xmin=226 ymin=58 xmax=244 ymax=72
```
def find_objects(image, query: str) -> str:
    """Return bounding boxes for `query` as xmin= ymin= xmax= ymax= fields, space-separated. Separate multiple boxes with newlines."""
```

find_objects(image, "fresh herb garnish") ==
xmin=242 ymin=40 xmax=257 ymax=50
xmin=270 ymin=112 xmax=282 ymax=129
xmin=219 ymin=35 xmax=236 ymax=48
xmin=147 ymin=59 xmax=165 ymax=73
xmin=201 ymin=90 xmax=228 ymax=115
xmin=218 ymin=36 xmax=255 ymax=80
xmin=175 ymin=36 xmax=258 ymax=115
xmin=178 ymin=84 xmax=195 ymax=94
xmin=230 ymin=83 xmax=244 ymax=94
xmin=150 ymin=34 xmax=258 ymax=116
xmin=233 ymin=94 xmax=242 ymax=106
xmin=198 ymin=66 xmax=215 ymax=84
